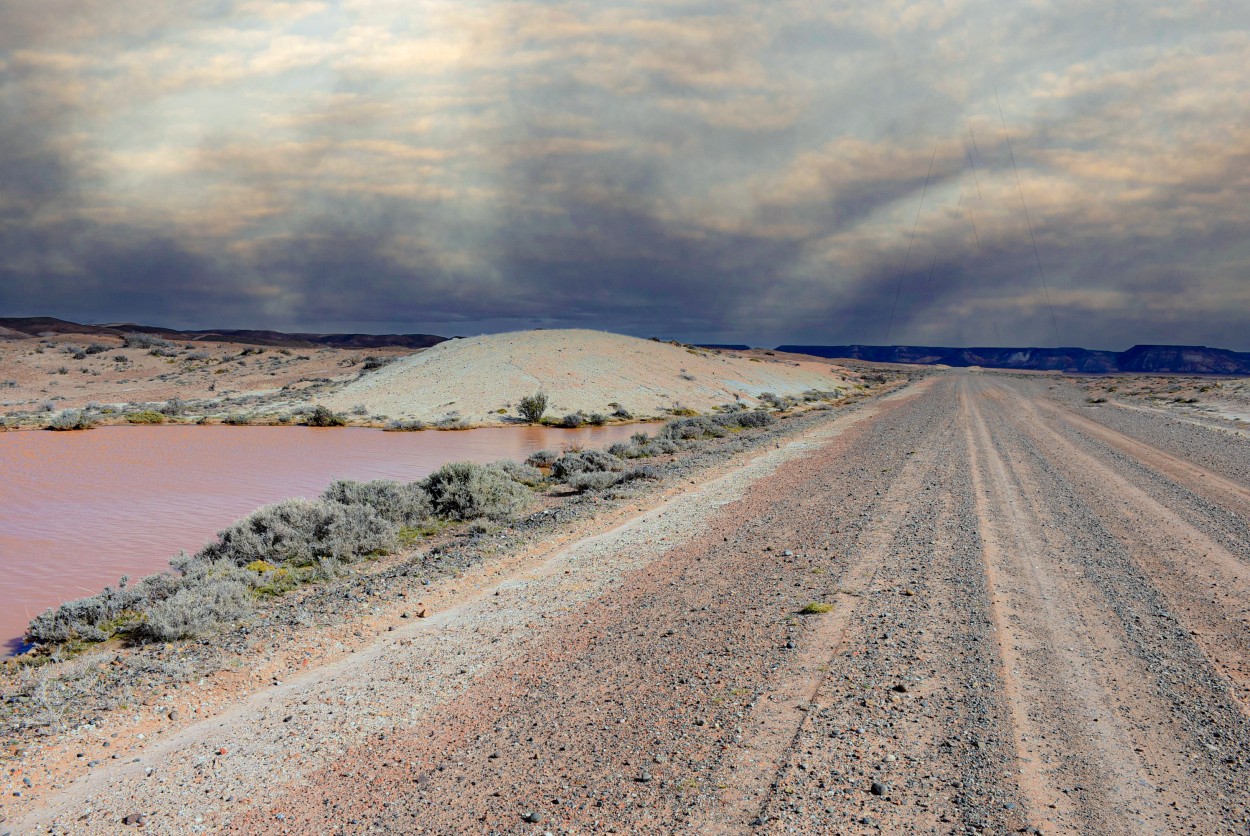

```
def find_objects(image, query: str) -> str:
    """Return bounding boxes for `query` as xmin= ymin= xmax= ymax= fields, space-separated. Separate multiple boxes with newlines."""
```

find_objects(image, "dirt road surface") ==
xmin=12 ymin=372 xmax=1250 ymax=835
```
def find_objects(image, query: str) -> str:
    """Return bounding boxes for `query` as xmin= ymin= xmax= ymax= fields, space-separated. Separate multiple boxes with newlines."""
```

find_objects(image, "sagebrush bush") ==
xmin=196 ymin=497 xmax=397 ymax=568
xmin=568 ymin=471 xmax=621 ymax=492
xmin=47 ymin=410 xmax=96 ymax=431
xmin=322 ymin=479 xmax=433 ymax=527
xmin=550 ymin=449 xmax=622 ymax=481
xmin=559 ymin=412 xmax=585 ymax=428
xmin=525 ymin=449 xmax=558 ymax=468
xmin=383 ymin=419 xmax=426 ymax=432
xmin=422 ymin=461 xmax=531 ymax=521
xmin=487 ymin=459 xmax=544 ymax=487
xmin=137 ymin=578 xmax=254 ymax=642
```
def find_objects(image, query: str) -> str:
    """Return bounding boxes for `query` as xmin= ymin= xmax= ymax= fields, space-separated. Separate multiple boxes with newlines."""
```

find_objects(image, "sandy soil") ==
xmin=7 ymin=371 xmax=1250 ymax=834
xmin=0 ymin=332 xmax=412 ymax=427
xmin=323 ymin=330 xmax=857 ymax=425
xmin=1080 ymin=375 xmax=1250 ymax=427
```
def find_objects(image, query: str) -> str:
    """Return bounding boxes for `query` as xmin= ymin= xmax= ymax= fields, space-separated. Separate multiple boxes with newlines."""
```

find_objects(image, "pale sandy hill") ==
xmin=324 ymin=329 xmax=855 ymax=424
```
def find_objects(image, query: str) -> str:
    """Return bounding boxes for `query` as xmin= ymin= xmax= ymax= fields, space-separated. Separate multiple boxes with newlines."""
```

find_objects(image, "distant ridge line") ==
xmin=0 ymin=317 xmax=447 ymax=349
xmin=777 ymin=344 xmax=1250 ymax=375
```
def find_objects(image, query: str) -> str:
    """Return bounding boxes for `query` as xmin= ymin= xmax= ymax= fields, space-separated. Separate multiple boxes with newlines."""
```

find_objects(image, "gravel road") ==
xmin=11 ymin=371 xmax=1250 ymax=835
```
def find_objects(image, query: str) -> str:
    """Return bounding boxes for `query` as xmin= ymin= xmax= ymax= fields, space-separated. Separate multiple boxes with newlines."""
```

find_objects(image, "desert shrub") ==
xmin=196 ymin=498 xmax=397 ymax=568
xmin=350 ymin=403 xmax=368 ymax=416
xmin=123 ymin=332 xmax=172 ymax=349
xmin=1 ymin=379 xmax=16 ymax=388
xmin=624 ymin=465 xmax=661 ymax=481
xmin=559 ymin=412 xmax=585 ymax=428
xmin=26 ymin=574 xmax=178 ymax=645
xmin=84 ymin=343 xmax=109 ymax=355
xmin=517 ymin=392 xmax=549 ymax=423
xmin=422 ymin=461 xmax=531 ymax=521
xmin=383 ymin=419 xmax=426 ymax=432
xmin=161 ymin=397 xmax=187 ymax=416
xmin=487 ymin=459 xmax=544 ymax=487
xmin=586 ymin=413 xmax=607 ymax=426
xmin=607 ymin=442 xmax=633 ymax=457
xmin=550 ymin=449 xmax=623 ymax=481
xmin=361 ymin=356 xmax=391 ymax=372
xmin=732 ymin=409 xmax=774 ymax=429
xmin=39 ymin=401 xmax=56 ymax=413
xmin=306 ymin=405 xmax=346 ymax=427
xmin=660 ymin=416 xmax=724 ymax=440
xmin=56 ymin=366 xmax=69 ymax=375
xmin=136 ymin=579 xmax=253 ymax=642
xmin=47 ymin=410 xmax=96 ymax=431
xmin=322 ymin=479 xmax=433 ymax=527
xmin=568 ymin=471 xmax=622 ymax=492
xmin=126 ymin=410 xmax=165 ymax=424
xmin=525 ymin=449 xmax=558 ymax=468
xmin=222 ymin=414 xmax=252 ymax=425
xmin=612 ymin=405 xmax=633 ymax=419
xmin=112 ymin=354 xmax=130 ymax=364
xmin=72 ymin=351 xmax=87 ymax=360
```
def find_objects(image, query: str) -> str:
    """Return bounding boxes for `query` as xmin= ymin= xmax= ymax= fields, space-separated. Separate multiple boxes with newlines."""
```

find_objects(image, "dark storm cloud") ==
xmin=1 ymin=0 xmax=1248 ymax=348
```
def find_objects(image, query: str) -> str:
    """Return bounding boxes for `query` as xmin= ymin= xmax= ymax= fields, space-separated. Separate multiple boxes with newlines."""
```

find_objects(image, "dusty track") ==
xmin=11 ymin=372 xmax=1250 ymax=835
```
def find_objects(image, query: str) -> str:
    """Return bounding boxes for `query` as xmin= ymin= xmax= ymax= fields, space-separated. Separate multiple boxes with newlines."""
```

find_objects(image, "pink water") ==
xmin=0 ymin=423 xmax=649 ymax=654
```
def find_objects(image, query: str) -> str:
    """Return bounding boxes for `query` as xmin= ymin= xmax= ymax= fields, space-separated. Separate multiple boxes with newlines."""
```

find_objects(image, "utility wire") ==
xmin=967 ymin=127 xmax=984 ymax=202
xmin=994 ymin=86 xmax=1061 ymax=344
xmin=886 ymin=145 xmax=937 ymax=344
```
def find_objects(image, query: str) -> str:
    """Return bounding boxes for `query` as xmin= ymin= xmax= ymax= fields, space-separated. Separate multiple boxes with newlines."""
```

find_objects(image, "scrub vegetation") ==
xmin=22 ymin=407 xmax=808 ymax=654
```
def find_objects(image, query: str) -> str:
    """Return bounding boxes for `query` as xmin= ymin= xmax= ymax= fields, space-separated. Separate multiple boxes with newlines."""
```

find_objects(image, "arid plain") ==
xmin=2 ymin=328 xmax=1249 ymax=835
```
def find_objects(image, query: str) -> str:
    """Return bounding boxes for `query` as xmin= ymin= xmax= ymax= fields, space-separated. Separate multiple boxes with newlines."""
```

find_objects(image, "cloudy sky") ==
xmin=2 ymin=0 xmax=1247 ymax=348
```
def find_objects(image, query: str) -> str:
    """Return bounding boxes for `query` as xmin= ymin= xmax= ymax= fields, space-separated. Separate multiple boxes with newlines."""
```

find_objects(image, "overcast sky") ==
xmin=2 ymin=0 xmax=1247 ymax=348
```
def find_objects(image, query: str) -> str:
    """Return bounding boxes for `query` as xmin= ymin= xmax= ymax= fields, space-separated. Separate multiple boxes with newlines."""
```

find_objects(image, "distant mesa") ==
xmin=779 ymin=344 xmax=1250 ymax=375
xmin=0 ymin=317 xmax=447 ymax=349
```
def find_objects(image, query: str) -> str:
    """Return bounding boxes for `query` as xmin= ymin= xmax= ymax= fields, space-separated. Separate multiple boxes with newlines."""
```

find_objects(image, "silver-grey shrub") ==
xmin=550 ymin=449 xmax=623 ymax=481
xmin=137 ymin=578 xmax=253 ymax=642
xmin=487 ymin=459 xmax=544 ymax=487
xmin=195 ymin=497 xmax=397 ymax=568
xmin=422 ymin=461 xmax=531 ymax=521
xmin=321 ymin=479 xmax=433 ymax=527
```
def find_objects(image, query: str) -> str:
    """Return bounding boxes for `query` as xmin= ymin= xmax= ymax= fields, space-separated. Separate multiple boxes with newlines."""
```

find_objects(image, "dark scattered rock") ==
xmin=522 ymin=811 xmax=542 ymax=823
xmin=870 ymin=781 xmax=887 ymax=796
xmin=892 ymin=683 xmax=908 ymax=693
xmin=122 ymin=812 xmax=147 ymax=826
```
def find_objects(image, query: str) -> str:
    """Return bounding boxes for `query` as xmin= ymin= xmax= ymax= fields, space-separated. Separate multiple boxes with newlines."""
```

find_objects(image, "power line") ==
xmin=994 ymin=86 xmax=1061 ymax=344
xmin=967 ymin=127 xmax=984 ymax=202
xmin=886 ymin=145 xmax=937 ymax=344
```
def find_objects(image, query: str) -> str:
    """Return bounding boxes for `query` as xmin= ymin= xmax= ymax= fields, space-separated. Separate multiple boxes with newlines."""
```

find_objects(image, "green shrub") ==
xmin=126 ymin=410 xmax=165 ymax=424
xmin=422 ymin=461 xmax=531 ymax=521
xmin=517 ymin=392 xmax=549 ymax=423
xmin=800 ymin=602 xmax=834 ymax=614
xmin=306 ymin=405 xmax=346 ymax=427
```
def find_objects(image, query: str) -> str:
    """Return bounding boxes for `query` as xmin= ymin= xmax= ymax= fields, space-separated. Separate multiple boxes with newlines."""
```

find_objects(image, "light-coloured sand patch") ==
xmin=325 ymin=329 xmax=855 ymax=424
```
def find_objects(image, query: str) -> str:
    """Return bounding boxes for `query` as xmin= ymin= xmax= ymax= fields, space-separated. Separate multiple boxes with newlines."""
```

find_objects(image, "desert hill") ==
xmin=325 ymin=329 xmax=855 ymax=424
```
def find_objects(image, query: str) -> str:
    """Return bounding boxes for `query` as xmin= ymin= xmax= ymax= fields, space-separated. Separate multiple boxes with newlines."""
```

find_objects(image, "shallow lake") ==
xmin=0 ymin=422 xmax=651 ymax=654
